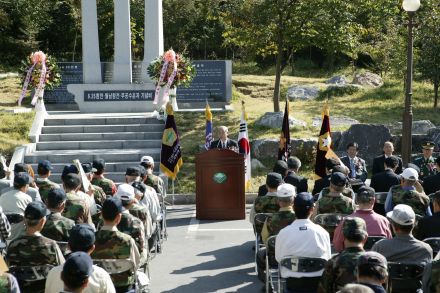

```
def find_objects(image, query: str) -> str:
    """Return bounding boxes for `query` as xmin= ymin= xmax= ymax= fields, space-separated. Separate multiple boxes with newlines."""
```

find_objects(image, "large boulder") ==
xmin=251 ymin=158 xmax=266 ymax=171
xmin=428 ymin=127 xmax=440 ymax=148
xmin=352 ymin=72 xmax=384 ymax=88
xmin=251 ymin=138 xmax=317 ymax=163
xmin=336 ymin=124 xmax=392 ymax=165
xmin=312 ymin=116 xmax=359 ymax=128
xmin=286 ymin=85 xmax=320 ymax=101
xmin=255 ymin=112 xmax=307 ymax=129
xmin=388 ymin=120 xmax=436 ymax=135
xmin=326 ymin=75 xmax=347 ymax=85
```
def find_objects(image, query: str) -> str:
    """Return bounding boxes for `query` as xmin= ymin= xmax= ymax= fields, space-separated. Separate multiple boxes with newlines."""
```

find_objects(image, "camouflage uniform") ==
xmin=254 ymin=195 xmax=279 ymax=214
xmin=117 ymin=211 xmax=146 ymax=253
xmin=316 ymin=193 xmax=354 ymax=215
xmin=428 ymin=258 xmax=440 ymax=293
xmin=129 ymin=203 xmax=153 ymax=238
xmin=91 ymin=177 xmax=116 ymax=196
xmin=41 ymin=212 xmax=75 ymax=242
xmin=91 ymin=184 xmax=107 ymax=206
xmin=63 ymin=191 xmax=93 ymax=226
xmin=389 ymin=185 xmax=430 ymax=216
xmin=266 ymin=208 xmax=295 ymax=237
xmin=144 ymin=174 xmax=164 ymax=195
xmin=320 ymin=187 xmax=354 ymax=199
xmin=0 ymin=272 xmax=20 ymax=293
xmin=92 ymin=228 xmax=136 ymax=288
xmin=35 ymin=178 xmax=60 ymax=204
xmin=413 ymin=156 xmax=438 ymax=179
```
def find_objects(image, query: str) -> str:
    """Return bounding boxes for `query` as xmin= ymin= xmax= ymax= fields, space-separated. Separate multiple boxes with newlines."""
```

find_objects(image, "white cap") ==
xmin=115 ymin=184 xmax=135 ymax=201
xmin=401 ymin=167 xmax=418 ymax=180
xmin=386 ymin=204 xmax=415 ymax=226
xmin=277 ymin=183 xmax=296 ymax=198
xmin=140 ymin=156 xmax=154 ymax=165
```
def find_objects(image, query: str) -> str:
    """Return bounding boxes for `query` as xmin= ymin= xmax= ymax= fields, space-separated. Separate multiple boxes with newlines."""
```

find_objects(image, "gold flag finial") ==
xmin=166 ymin=102 xmax=174 ymax=115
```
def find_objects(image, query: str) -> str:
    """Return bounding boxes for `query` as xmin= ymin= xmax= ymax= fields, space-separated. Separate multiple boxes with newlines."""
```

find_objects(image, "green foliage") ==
xmin=317 ymin=85 xmax=361 ymax=100
xmin=20 ymin=55 xmax=62 ymax=91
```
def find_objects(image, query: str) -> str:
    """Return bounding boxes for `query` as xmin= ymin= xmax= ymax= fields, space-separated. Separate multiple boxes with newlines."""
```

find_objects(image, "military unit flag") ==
xmin=315 ymin=103 xmax=332 ymax=178
xmin=205 ymin=102 xmax=213 ymax=150
xmin=278 ymin=100 xmax=291 ymax=161
xmin=238 ymin=102 xmax=251 ymax=191
xmin=160 ymin=103 xmax=183 ymax=180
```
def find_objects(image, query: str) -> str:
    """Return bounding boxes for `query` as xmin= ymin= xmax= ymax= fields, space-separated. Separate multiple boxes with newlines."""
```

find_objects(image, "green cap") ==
xmin=343 ymin=217 xmax=367 ymax=239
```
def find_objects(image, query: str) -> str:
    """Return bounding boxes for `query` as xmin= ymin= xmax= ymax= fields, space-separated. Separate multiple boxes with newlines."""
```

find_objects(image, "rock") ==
xmin=255 ymin=112 xmax=307 ymax=129
xmin=251 ymin=158 xmax=265 ymax=171
xmin=326 ymin=75 xmax=347 ymax=85
xmin=331 ymin=131 xmax=343 ymax=150
xmin=251 ymin=138 xmax=317 ymax=164
xmin=337 ymin=124 xmax=392 ymax=165
xmin=251 ymin=139 xmax=279 ymax=160
xmin=352 ymin=72 xmax=384 ymax=88
xmin=388 ymin=120 xmax=435 ymax=135
xmin=290 ymin=138 xmax=318 ymax=164
xmin=286 ymin=85 xmax=320 ymax=101
xmin=312 ymin=116 xmax=360 ymax=128
xmin=428 ymin=127 xmax=440 ymax=147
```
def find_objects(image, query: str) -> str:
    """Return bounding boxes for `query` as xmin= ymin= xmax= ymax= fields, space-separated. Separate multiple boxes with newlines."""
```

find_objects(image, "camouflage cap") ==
xmin=357 ymin=251 xmax=387 ymax=269
xmin=342 ymin=217 xmax=368 ymax=239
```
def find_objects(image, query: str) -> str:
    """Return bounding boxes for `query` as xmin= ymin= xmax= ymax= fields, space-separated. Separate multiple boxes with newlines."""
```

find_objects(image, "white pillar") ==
xmin=81 ymin=0 xmax=102 ymax=84
xmin=142 ymin=0 xmax=164 ymax=82
xmin=113 ymin=0 xmax=132 ymax=83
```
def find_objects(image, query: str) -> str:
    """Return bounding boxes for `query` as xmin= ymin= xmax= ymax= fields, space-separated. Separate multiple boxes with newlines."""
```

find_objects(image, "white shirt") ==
xmin=0 ymin=189 xmax=32 ymax=215
xmin=0 ymin=186 xmax=41 ymax=202
xmin=275 ymin=219 xmax=331 ymax=278
xmin=140 ymin=186 xmax=161 ymax=221
xmin=45 ymin=263 xmax=116 ymax=293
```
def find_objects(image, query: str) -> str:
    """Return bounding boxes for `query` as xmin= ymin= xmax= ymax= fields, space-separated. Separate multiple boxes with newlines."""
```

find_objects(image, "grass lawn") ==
xmin=1 ymin=72 xmax=439 ymax=193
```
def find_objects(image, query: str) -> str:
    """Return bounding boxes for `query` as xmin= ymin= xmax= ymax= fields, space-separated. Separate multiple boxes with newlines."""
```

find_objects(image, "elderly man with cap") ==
xmin=250 ymin=172 xmax=283 ymax=225
xmin=284 ymin=156 xmax=308 ymax=193
xmin=91 ymin=159 xmax=116 ymax=196
xmin=114 ymin=184 xmax=147 ymax=260
xmin=423 ymin=156 xmax=440 ymax=195
xmin=372 ymin=204 xmax=432 ymax=265
xmin=318 ymin=217 xmax=368 ymax=293
xmin=140 ymin=155 xmax=164 ymax=196
xmin=35 ymin=160 xmax=60 ymax=203
xmin=356 ymin=251 xmax=388 ymax=293
xmin=0 ymin=172 xmax=33 ymax=241
xmin=0 ymin=163 xmax=42 ymax=202
xmin=258 ymin=160 xmax=289 ymax=197
xmin=275 ymin=192 xmax=331 ymax=293
xmin=62 ymin=173 xmax=94 ymax=227
xmin=313 ymin=172 xmax=354 ymax=219
xmin=370 ymin=156 xmax=401 ymax=193
xmin=413 ymin=141 xmax=438 ymax=180
xmin=60 ymin=252 xmax=94 ymax=293
xmin=333 ymin=186 xmax=392 ymax=252
xmin=41 ymin=188 xmax=75 ymax=242
xmin=92 ymin=198 xmax=140 ymax=291
xmin=45 ymin=224 xmax=115 ymax=293
xmin=7 ymin=202 xmax=64 ymax=279
xmin=384 ymin=167 xmax=431 ymax=217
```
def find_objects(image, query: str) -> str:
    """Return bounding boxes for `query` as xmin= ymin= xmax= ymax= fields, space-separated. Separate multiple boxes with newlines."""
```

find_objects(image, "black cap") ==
xmin=69 ymin=224 xmax=95 ymax=249
xmin=138 ymin=165 xmax=147 ymax=177
xmin=14 ymin=163 xmax=28 ymax=173
xmin=92 ymin=159 xmax=105 ymax=171
xmin=48 ymin=188 xmax=67 ymax=206
xmin=331 ymin=172 xmax=347 ymax=187
xmin=356 ymin=186 xmax=375 ymax=202
xmin=266 ymin=172 xmax=283 ymax=188
xmin=63 ymin=252 xmax=94 ymax=280
xmin=273 ymin=160 xmax=288 ymax=175
xmin=63 ymin=173 xmax=81 ymax=188
xmin=14 ymin=172 xmax=33 ymax=186
xmin=384 ymin=156 xmax=399 ymax=168
xmin=25 ymin=201 xmax=49 ymax=220
xmin=62 ymin=165 xmax=78 ymax=179
xmin=294 ymin=192 xmax=314 ymax=208
xmin=102 ymin=197 xmax=123 ymax=220
xmin=81 ymin=163 xmax=97 ymax=174
xmin=38 ymin=160 xmax=53 ymax=172
xmin=125 ymin=167 xmax=140 ymax=177
xmin=132 ymin=181 xmax=146 ymax=194
xmin=326 ymin=158 xmax=340 ymax=170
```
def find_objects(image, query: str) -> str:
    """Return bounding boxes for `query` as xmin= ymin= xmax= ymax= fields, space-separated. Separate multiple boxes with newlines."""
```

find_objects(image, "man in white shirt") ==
xmin=0 ymin=163 xmax=42 ymax=202
xmin=275 ymin=192 xmax=331 ymax=292
xmin=45 ymin=224 xmax=116 ymax=293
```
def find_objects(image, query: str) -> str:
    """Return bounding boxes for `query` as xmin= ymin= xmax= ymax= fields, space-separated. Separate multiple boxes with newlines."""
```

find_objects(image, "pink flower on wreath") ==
xmin=31 ymin=51 xmax=47 ymax=64
xmin=163 ymin=49 xmax=176 ymax=63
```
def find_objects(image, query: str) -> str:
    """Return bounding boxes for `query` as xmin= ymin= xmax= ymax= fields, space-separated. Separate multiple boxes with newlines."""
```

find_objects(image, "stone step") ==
xmin=44 ymin=117 xmax=160 ymax=126
xmin=29 ymin=161 xmax=160 ymax=173
xmin=39 ymin=132 xmax=163 ymax=142
xmin=36 ymin=140 xmax=162 ymax=151
xmin=24 ymin=149 xmax=161 ymax=164
xmin=42 ymin=124 xmax=164 ymax=134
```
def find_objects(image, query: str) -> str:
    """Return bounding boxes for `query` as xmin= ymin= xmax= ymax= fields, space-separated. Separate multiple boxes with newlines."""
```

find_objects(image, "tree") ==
xmin=417 ymin=0 xmax=440 ymax=108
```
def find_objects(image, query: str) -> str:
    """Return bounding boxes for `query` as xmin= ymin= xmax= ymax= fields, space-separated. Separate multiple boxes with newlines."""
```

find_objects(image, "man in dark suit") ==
xmin=370 ymin=156 xmax=401 ymax=192
xmin=209 ymin=126 xmax=238 ymax=150
xmin=340 ymin=142 xmax=368 ymax=182
xmin=416 ymin=191 xmax=440 ymax=240
xmin=284 ymin=156 xmax=308 ymax=193
xmin=423 ymin=156 xmax=440 ymax=195
xmin=372 ymin=141 xmax=403 ymax=175
xmin=312 ymin=158 xmax=340 ymax=196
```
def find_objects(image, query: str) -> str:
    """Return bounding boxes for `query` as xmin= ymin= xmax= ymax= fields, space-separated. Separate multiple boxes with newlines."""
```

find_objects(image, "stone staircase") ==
xmin=23 ymin=112 xmax=164 ymax=183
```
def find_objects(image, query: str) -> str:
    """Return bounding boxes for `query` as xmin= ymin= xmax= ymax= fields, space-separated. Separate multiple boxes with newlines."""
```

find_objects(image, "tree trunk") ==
xmin=434 ymin=80 xmax=439 ymax=109
xmin=273 ymin=35 xmax=283 ymax=112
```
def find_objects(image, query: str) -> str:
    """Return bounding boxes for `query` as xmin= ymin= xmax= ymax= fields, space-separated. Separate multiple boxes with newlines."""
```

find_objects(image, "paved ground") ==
xmin=149 ymin=204 xmax=262 ymax=293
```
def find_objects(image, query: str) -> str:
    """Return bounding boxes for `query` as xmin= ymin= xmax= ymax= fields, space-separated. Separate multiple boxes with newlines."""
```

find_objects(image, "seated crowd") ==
xmin=0 ymin=155 xmax=166 ymax=293
xmin=252 ymin=140 xmax=440 ymax=293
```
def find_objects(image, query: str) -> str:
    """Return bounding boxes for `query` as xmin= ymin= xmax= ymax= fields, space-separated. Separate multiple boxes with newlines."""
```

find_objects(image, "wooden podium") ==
xmin=195 ymin=149 xmax=245 ymax=220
